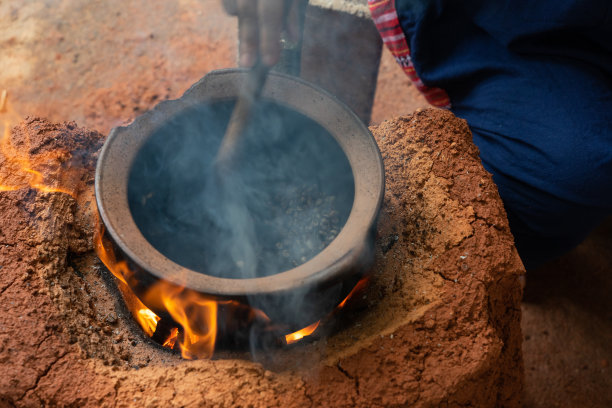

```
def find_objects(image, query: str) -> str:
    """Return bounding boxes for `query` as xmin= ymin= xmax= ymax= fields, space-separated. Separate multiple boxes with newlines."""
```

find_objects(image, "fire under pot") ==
xmin=94 ymin=70 xmax=385 ymax=356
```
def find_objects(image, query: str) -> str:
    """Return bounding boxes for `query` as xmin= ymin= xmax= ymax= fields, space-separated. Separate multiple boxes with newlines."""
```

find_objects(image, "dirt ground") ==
xmin=0 ymin=0 xmax=610 ymax=407
xmin=522 ymin=221 xmax=612 ymax=408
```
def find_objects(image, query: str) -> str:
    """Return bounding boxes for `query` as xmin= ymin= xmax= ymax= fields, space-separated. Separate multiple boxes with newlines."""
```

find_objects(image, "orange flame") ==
xmin=284 ymin=277 xmax=369 ymax=345
xmin=285 ymin=321 xmax=320 ymax=344
xmin=94 ymin=217 xmax=162 ymax=336
xmin=156 ymin=282 xmax=218 ymax=360
xmin=337 ymin=277 xmax=370 ymax=310
xmin=94 ymin=218 xmax=221 ymax=358
xmin=94 ymin=213 xmax=371 ymax=357
xmin=163 ymin=327 xmax=179 ymax=349
xmin=93 ymin=218 xmax=132 ymax=287
xmin=0 ymin=94 xmax=77 ymax=197
xmin=137 ymin=308 xmax=161 ymax=337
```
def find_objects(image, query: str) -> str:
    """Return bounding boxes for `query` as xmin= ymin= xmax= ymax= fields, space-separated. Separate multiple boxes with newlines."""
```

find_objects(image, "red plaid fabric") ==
xmin=368 ymin=0 xmax=451 ymax=108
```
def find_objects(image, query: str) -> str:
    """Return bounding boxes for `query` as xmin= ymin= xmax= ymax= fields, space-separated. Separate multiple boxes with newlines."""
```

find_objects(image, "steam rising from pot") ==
xmin=128 ymin=100 xmax=355 ymax=282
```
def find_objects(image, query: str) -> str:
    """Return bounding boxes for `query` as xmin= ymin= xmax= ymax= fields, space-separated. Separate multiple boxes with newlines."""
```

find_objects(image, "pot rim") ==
xmin=95 ymin=69 xmax=384 ymax=297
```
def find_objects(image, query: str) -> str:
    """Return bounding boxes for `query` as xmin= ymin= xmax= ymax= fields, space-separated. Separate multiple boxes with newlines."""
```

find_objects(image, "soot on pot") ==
xmin=128 ymin=100 xmax=354 ymax=279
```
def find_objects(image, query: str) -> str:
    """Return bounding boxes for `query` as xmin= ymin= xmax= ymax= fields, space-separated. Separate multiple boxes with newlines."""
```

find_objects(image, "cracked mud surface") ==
xmin=0 ymin=110 xmax=523 ymax=407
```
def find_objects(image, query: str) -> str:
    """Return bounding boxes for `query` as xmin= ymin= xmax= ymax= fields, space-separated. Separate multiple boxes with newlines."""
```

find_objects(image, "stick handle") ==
xmin=216 ymin=62 xmax=269 ymax=168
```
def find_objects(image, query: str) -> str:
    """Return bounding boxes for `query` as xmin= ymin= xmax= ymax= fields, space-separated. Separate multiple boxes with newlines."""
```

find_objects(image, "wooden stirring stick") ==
xmin=215 ymin=62 xmax=270 ymax=170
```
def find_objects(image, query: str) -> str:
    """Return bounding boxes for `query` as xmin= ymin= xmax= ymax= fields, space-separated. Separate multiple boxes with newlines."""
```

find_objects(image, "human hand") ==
xmin=223 ymin=0 xmax=308 ymax=67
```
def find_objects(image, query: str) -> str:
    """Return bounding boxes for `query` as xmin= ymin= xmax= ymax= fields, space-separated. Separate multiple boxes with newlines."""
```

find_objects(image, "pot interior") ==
xmin=128 ymin=99 xmax=355 ymax=279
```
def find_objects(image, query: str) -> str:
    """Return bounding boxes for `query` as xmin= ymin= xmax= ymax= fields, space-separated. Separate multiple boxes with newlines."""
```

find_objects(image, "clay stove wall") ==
xmin=0 ymin=109 xmax=524 ymax=407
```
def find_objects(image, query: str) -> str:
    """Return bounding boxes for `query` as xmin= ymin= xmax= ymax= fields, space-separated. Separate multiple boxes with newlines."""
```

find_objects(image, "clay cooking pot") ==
xmin=95 ymin=69 xmax=385 ymax=328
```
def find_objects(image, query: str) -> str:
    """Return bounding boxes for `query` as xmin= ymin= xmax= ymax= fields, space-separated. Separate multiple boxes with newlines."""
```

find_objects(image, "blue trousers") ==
xmin=395 ymin=0 xmax=612 ymax=269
